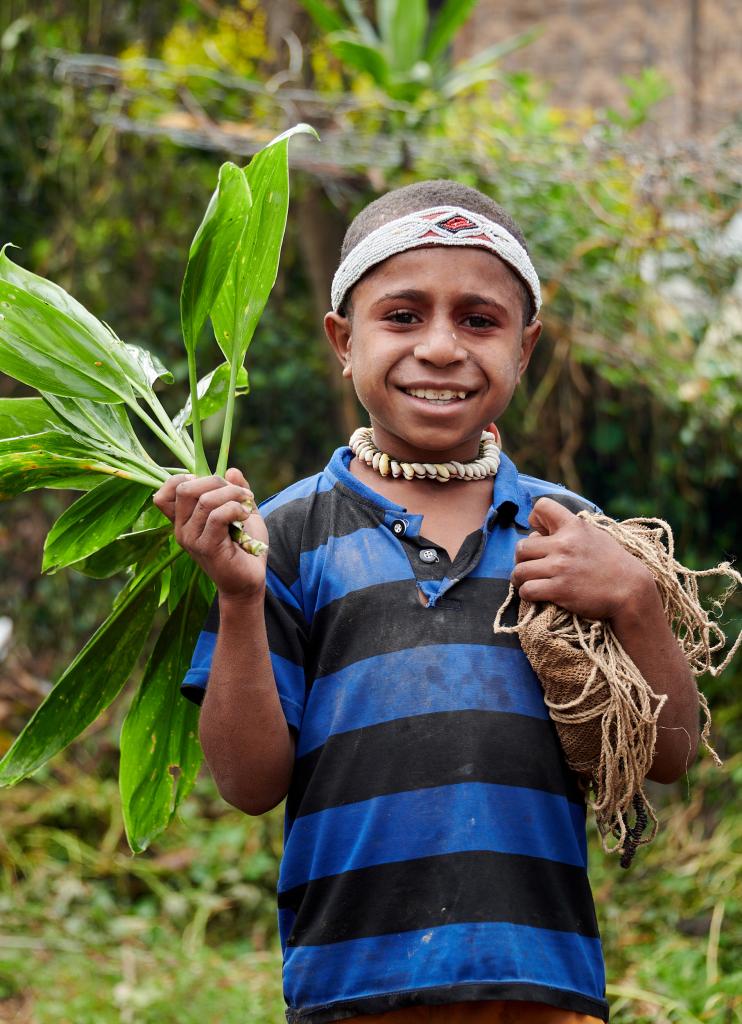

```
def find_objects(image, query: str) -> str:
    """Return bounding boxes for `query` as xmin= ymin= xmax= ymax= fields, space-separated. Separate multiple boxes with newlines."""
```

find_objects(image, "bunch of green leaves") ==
xmin=0 ymin=123 xmax=316 ymax=853
xmin=299 ymin=0 xmax=537 ymax=110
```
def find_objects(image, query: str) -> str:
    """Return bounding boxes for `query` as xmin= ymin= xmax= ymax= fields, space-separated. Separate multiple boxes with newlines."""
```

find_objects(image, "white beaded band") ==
xmin=332 ymin=206 xmax=541 ymax=322
xmin=349 ymin=426 xmax=501 ymax=483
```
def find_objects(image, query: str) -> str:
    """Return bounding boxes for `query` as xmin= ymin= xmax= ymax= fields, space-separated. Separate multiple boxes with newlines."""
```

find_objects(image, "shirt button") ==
xmin=391 ymin=519 xmax=408 ymax=536
xmin=419 ymin=548 xmax=439 ymax=564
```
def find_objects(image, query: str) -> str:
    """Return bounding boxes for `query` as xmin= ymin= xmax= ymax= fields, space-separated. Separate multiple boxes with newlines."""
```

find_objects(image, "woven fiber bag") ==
xmin=493 ymin=513 xmax=739 ymax=866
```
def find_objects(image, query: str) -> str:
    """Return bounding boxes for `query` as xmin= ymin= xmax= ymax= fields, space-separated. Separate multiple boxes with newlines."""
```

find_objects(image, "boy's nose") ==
xmin=414 ymin=323 xmax=467 ymax=365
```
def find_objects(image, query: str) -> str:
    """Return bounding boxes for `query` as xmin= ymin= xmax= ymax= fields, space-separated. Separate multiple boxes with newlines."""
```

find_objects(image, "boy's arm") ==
xmin=511 ymin=497 xmax=700 ymax=784
xmin=200 ymin=592 xmax=295 ymax=815
xmin=154 ymin=469 xmax=294 ymax=815
xmin=600 ymin=575 xmax=699 ymax=782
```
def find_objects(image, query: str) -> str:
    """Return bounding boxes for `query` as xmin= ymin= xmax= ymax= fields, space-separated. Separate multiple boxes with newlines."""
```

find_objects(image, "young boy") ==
xmin=154 ymin=181 xmax=700 ymax=1024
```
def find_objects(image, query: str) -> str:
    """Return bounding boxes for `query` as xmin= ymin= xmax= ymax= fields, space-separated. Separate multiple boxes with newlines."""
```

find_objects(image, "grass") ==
xmin=1 ymin=734 xmax=740 ymax=1024
xmin=0 ymin=743 xmax=287 ymax=1024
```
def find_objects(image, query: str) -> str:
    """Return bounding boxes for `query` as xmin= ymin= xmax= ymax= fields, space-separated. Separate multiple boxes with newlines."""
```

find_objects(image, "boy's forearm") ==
xmin=198 ymin=593 xmax=294 ymax=815
xmin=610 ymin=575 xmax=700 ymax=784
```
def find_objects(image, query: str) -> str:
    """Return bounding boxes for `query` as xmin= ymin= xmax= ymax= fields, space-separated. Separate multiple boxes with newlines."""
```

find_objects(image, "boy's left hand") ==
xmin=511 ymin=497 xmax=655 ymax=622
xmin=513 ymin=497 xmax=700 ymax=782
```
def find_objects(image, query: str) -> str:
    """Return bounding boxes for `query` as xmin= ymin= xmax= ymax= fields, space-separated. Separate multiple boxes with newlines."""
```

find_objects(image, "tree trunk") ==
xmin=262 ymin=0 xmax=360 ymax=439
xmin=295 ymin=182 xmax=359 ymax=438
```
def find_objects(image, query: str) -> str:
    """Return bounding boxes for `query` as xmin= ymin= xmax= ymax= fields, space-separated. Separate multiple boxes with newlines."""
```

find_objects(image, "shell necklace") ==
xmin=349 ymin=426 xmax=501 ymax=483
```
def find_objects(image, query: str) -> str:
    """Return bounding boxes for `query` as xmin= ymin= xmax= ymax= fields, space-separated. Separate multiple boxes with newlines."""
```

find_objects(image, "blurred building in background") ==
xmin=455 ymin=0 xmax=740 ymax=136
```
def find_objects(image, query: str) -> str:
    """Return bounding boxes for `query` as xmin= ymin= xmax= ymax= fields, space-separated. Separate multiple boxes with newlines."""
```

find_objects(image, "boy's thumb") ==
xmin=529 ymin=496 xmax=575 ymax=536
xmin=225 ymin=467 xmax=249 ymax=487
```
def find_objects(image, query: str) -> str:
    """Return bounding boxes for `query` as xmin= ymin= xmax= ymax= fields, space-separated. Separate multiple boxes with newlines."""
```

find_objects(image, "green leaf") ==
xmin=110 ymin=536 xmax=181 ymax=607
xmin=124 ymin=343 xmax=174 ymax=386
xmin=42 ymin=476 xmax=154 ymax=574
xmin=296 ymin=0 xmax=346 ymax=34
xmin=0 ymin=247 xmax=156 ymax=400
xmin=440 ymin=63 xmax=500 ymax=99
xmin=211 ymin=125 xmax=317 ymax=368
xmin=0 ymin=276 xmax=134 ymax=403
xmin=211 ymin=125 xmax=317 ymax=476
xmin=173 ymin=362 xmax=249 ymax=430
xmin=180 ymin=162 xmax=251 ymax=358
xmin=134 ymin=502 xmax=170 ymax=531
xmin=119 ymin=569 xmax=213 ymax=853
xmin=166 ymin=554 xmax=196 ymax=613
xmin=0 ymin=397 xmax=65 ymax=438
xmin=0 ymin=432 xmax=155 ymax=498
xmin=328 ymin=34 xmax=390 ymax=84
xmin=442 ymin=28 xmax=539 ymax=97
xmin=0 ymin=245 xmax=125 ymax=359
xmin=182 ymin=162 xmax=252 ymax=475
xmin=425 ymin=0 xmax=479 ymax=63
xmin=2 ymin=469 xmax=98 ymax=493
xmin=71 ymin=524 xmax=170 ymax=579
xmin=341 ymin=0 xmax=378 ymax=44
xmin=0 ymin=576 xmax=160 ymax=786
xmin=377 ymin=0 xmax=427 ymax=70
xmin=41 ymin=393 xmax=152 ymax=463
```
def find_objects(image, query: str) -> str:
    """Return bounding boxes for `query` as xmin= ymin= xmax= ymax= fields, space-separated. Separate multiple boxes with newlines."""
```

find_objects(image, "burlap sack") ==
xmin=516 ymin=599 xmax=608 ymax=780
xmin=493 ymin=513 xmax=737 ymax=864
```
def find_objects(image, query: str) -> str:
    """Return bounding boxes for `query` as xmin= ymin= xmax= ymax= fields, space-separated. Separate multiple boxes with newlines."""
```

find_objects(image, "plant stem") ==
xmin=181 ymin=428 xmax=196 ymax=459
xmin=124 ymin=398 xmax=195 ymax=471
xmin=104 ymin=452 xmax=168 ymax=485
xmin=114 ymin=453 xmax=170 ymax=486
xmin=87 ymin=458 xmax=168 ymax=489
xmin=186 ymin=348 xmax=210 ymax=476
xmin=215 ymin=357 xmax=240 ymax=477
xmin=111 ymin=466 xmax=167 ymax=488
xmin=145 ymin=387 xmax=196 ymax=460
xmin=117 ymin=546 xmax=185 ymax=616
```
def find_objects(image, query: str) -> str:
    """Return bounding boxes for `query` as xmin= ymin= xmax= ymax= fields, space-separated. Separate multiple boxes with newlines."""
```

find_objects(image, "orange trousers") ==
xmin=342 ymin=1002 xmax=603 ymax=1023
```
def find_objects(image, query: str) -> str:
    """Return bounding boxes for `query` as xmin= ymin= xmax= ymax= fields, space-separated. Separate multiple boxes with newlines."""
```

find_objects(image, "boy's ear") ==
xmin=324 ymin=311 xmax=353 ymax=379
xmin=517 ymin=319 xmax=541 ymax=380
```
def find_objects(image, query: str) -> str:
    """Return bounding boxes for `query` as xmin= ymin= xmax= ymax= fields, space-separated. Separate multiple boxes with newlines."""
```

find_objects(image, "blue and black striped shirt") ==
xmin=182 ymin=446 xmax=608 ymax=1023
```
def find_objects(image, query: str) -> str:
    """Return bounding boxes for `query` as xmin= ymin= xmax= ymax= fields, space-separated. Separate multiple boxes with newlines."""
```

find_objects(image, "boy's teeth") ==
xmin=406 ymin=388 xmax=467 ymax=401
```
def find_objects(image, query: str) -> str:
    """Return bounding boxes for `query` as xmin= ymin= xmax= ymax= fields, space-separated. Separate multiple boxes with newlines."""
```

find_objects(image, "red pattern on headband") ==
xmin=436 ymin=215 xmax=477 ymax=233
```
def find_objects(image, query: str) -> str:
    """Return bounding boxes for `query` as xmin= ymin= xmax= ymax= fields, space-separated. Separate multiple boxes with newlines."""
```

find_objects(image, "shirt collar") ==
xmin=327 ymin=445 xmax=532 ymax=528
xmin=489 ymin=451 xmax=532 ymax=529
xmin=327 ymin=446 xmax=406 ymax=513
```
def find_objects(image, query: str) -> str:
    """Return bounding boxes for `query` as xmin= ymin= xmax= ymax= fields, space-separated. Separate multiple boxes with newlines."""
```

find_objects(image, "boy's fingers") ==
xmin=173 ymin=476 xmax=233 ymax=529
xmin=516 ymin=577 xmax=559 ymax=604
xmin=514 ymin=530 xmax=550 ymax=562
xmin=511 ymin=555 xmax=554 ymax=589
xmin=198 ymin=501 xmax=251 ymax=547
xmin=153 ymin=473 xmax=196 ymax=522
xmin=179 ymin=484 xmax=253 ymax=538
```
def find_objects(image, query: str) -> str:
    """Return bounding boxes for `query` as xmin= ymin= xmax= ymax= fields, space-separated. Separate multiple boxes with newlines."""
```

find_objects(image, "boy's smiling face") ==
xmin=325 ymin=246 xmax=541 ymax=464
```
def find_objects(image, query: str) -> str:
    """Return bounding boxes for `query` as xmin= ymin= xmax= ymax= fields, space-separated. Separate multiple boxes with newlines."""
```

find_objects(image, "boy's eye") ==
xmin=463 ymin=314 xmax=496 ymax=329
xmin=385 ymin=310 xmax=419 ymax=325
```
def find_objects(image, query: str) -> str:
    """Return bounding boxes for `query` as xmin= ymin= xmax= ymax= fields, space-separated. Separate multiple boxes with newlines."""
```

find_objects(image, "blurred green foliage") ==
xmin=297 ymin=0 xmax=538 ymax=113
xmin=0 ymin=2 xmax=740 ymax=1019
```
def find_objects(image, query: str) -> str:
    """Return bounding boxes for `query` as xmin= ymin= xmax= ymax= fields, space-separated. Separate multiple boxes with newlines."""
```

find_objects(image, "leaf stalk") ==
xmin=214 ymin=356 xmax=240 ymax=477
xmin=145 ymin=388 xmax=196 ymax=461
xmin=186 ymin=348 xmax=210 ymax=476
xmin=124 ymin=397 xmax=194 ymax=471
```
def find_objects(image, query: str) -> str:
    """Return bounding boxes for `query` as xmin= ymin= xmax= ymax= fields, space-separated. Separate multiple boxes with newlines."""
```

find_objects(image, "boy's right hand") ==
xmin=152 ymin=467 xmax=268 ymax=602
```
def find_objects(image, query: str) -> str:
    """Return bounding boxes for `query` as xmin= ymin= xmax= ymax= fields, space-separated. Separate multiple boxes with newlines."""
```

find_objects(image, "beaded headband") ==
xmin=331 ymin=205 xmax=541 ymax=323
